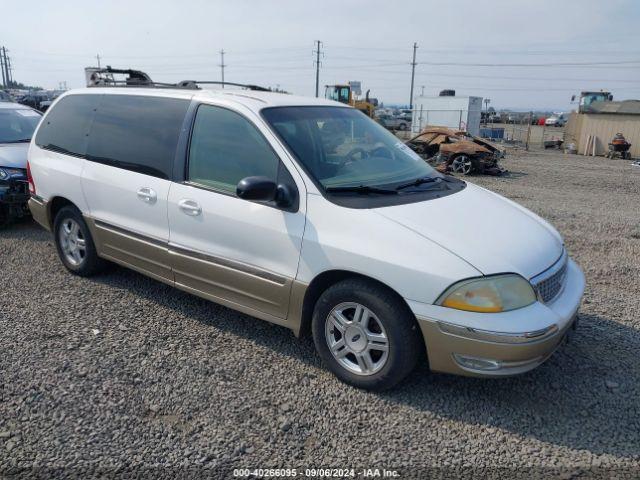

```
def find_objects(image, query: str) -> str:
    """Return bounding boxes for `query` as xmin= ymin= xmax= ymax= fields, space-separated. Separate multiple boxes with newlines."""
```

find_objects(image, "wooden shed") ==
xmin=564 ymin=100 xmax=640 ymax=158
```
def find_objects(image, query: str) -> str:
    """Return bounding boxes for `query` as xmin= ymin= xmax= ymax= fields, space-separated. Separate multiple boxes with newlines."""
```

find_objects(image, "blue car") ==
xmin=0 ymin=102 xmax=42 ymax=226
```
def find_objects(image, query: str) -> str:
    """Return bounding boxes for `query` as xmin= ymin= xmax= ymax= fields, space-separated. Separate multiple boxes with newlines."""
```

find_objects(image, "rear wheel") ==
xmin=312 ymin=278 xmax=424 ymax=391
xmin=54 ymin=206 xmax=106 ymax=276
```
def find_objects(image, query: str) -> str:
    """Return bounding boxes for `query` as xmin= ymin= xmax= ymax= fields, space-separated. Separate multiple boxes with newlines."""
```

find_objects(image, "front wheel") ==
xmin=0 ymin=205 xmax=10 ymax=229
xmin=312 ymin=278 xmax=424 ymax=390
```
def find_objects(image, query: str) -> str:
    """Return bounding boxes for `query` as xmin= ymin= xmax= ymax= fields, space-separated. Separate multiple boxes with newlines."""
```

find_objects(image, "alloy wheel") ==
xmin=325 ymin=302 xmax=390 ymax=376
xmin=58 ymin=218 xmax=87 ymax=267
xmin=451 ymin=155 xmax=473 ymax=175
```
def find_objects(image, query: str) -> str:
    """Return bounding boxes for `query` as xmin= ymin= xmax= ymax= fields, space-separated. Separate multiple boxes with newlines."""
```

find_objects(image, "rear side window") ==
xmin=87 ymin=95 xmax=189 ymax=179
xmin=35 ymin=94 xmax=100 ymax=157
xmin=187 ymin=105 xmax=280 ymax=193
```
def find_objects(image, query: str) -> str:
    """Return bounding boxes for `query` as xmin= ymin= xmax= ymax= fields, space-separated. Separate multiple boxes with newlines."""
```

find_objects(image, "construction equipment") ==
xmin=573 ymin=91 xmax=613 ymax=113
xmin=324 ymin=82 xmax=377 ymax=117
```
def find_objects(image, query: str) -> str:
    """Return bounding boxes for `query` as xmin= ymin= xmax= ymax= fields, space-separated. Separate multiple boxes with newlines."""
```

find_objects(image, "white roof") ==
xmin=0 ymin=101 xmax=35 ymax=110
xmin=60 ymin=87 xmax=347 ymax=112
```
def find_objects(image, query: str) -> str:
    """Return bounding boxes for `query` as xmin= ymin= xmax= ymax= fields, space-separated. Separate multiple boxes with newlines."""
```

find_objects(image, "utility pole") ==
xmin=219 ymin=49 xmax=226 ymax=88
xmin=313 ymin=40 xmax=322 ymax=98
xmin=409 ymin=42 xmax=418 ymax=109
xmin=96 ymin=54 xmax=101 ymax=68
xmin=420 ymin=85 xmax=425 ymax=97
xmin=1 ymin=47 xmax=10 ymax=88
xmin=484 ymin=98 xmax=491 ymax=124
xmin=6 ymin=55 xmax=12 ymax=84
xmin=0 ymin=48 xmax=6 ymax=88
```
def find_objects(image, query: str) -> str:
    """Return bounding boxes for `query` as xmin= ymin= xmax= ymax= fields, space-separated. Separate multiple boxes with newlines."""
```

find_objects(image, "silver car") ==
xmin=0 ymin=102 xmax=42 ymax=226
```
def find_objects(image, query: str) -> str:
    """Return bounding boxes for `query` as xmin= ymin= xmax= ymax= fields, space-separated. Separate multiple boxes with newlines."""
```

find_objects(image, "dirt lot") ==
xmin=1 ymin=149 xmax=639 ymax=478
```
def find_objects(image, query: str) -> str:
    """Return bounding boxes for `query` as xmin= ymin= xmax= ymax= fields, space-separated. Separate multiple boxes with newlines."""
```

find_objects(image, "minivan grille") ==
xmin=532 ymin=253 xmax=568 ymax=304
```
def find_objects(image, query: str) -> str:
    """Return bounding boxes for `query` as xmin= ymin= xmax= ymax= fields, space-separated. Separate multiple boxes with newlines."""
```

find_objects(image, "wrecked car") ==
xmin=0 ymin=102 xmax=42 ymax=227
xmin=406 ymin=127 xmax=505 ymax=175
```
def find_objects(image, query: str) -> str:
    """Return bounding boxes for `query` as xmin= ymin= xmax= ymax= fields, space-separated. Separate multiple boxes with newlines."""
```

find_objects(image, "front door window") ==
xmin=188 ymin=105 xmax=280 ymax=194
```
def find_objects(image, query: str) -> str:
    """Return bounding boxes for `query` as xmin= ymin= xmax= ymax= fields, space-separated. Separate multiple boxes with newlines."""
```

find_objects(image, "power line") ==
xmin=327 ymin=44 xmax=640 ymax=56
xmin=313 ymin=54 xmax=640 ymax=68
xmin=13 ymin=44 xmax=640 ymax=58
xmin=416 ymin=59 xmax=640 ymax=67
xmin=8 ymin=46 xmax=310 ymax=59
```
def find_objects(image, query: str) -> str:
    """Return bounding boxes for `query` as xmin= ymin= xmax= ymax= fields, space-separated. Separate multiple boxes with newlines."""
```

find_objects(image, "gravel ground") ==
xmin=1 ymin=149 xmax=639 ymax=478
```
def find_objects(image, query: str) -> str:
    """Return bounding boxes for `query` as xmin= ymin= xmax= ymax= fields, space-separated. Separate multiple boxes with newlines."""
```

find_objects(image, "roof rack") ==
xmin=85 ymin=67 xmax=270 ymax=92
xmin=175 ymin=80 xmax=270 ymax=91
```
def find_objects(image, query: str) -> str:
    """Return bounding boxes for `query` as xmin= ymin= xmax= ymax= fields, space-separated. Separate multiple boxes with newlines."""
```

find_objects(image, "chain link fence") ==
xmin=384 ymin=109 xmax=565 ymax=150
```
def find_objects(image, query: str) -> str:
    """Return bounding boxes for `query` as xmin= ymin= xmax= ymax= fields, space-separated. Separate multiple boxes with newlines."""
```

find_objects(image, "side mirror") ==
xmin=236 ymin=176 xmax=277 ymax=202
xmin=275 ymin=183 xmax=295 ymax=208
xmin=236 ymin=176 xmax=297 ymax=210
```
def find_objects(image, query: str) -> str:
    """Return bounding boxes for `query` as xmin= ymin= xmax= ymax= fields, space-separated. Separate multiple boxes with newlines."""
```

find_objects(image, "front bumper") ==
xmin=0 ymin=181 xmax=29 ymax=205
xmin=0 ymin=179 xmax=30 ymax=220
xmin=408 ymin=258 xmax=585 ymax=377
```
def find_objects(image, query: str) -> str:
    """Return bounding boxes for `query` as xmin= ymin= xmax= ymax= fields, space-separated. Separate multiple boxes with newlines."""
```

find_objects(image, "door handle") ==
xmin=178 ymin=199 xmax=202 ymax=216
xmin=137 ymin=187 xmax=157 ymax=204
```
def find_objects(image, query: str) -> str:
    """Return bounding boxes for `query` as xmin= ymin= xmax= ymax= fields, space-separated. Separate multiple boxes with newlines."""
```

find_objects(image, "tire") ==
xmin=312 ymin=278 xmax=424 ymax=391
xmin=0 ymin=205 xmax=10 ymax=229
xmin=451 ymin=154 xmax=474 ymax=175
xmin=53 ymin=206 xmax=107 ymax=276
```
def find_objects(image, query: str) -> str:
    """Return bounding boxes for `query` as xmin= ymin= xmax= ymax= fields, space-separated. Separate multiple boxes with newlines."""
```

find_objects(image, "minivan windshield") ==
xmin=262 ymin=106 xmax=437 ymax=191
xmin=0 ymin=108 xmax=41 ymax=143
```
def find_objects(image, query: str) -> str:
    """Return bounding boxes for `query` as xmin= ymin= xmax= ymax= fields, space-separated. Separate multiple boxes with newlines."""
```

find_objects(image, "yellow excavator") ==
xmin=325 ymin=82 xmax=377 ymax=117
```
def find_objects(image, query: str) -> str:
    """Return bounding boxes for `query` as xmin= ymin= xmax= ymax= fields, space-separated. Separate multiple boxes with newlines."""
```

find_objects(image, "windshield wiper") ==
xmin=395 ymin=176 xmax=442 ymax=191
xmin=325 ymin=185 xmax=398 ymax=195
xmin=2 ymin=138 xmax=31 ymax=144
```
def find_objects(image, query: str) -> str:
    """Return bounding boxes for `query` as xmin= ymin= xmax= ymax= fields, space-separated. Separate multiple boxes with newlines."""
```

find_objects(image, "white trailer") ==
xmin=411 ymin=95 xmax=483 ymax=136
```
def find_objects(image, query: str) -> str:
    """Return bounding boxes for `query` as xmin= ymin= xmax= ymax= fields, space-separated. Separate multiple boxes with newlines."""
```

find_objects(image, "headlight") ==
xmin=436 ymin=274 xmax=536 ymax=313
xmin=0 ymin=167 xmax=25 ymax=180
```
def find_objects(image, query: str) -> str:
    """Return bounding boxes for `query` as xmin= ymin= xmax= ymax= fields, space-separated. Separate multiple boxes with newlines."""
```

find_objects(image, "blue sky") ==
xmin=2 ymin=0 xmax=639 ymax=110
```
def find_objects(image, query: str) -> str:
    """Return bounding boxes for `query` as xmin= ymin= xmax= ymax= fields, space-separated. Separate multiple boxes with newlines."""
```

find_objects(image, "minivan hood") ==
xmin=0 ymin=143 xmax=29 ymax=169
xmin=375 ymin=182 xmax=563 ymax=279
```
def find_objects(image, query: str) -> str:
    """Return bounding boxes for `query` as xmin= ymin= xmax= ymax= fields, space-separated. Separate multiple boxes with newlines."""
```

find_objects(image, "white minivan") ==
xmin=28 ymin=85 xmax=584 ymax=390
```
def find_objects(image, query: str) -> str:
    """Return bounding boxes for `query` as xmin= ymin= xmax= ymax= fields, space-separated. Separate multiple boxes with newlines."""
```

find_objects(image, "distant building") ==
xmin=411 ymin=95 xmax=483 ymax=136
xmin=565 ymin=100 xmax=640 ymax=157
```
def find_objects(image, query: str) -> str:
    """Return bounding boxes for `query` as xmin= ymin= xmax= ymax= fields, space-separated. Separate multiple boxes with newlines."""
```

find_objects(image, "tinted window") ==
xmin=35 ymin=94 xmax=100 ymax=156
xmin=0 ymin=108 xmax=41 ymax=143
xmin=188 ymin=105 xmax=279 ymax=193
xmin=87 ymin=95 xmax=189 ymax=179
